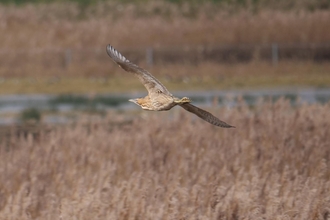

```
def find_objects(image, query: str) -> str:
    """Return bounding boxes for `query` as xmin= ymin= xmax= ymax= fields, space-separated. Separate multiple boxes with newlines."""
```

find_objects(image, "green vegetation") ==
xmin=19 ymin=108 xmax=41 ymax=123
xmin=0 ymin=0 xmax=101 ymax=6
xmin=1 ymin=0 xmax=330 ymax=10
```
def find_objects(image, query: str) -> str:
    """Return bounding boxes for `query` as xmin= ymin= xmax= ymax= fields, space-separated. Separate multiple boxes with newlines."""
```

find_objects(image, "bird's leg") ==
xmin=174 ymin=97 xmax=191 ymax=104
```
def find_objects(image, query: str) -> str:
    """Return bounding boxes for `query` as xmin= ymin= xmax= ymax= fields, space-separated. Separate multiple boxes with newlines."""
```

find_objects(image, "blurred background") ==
xmin=0 ymin=0 xmax=330 ymax=126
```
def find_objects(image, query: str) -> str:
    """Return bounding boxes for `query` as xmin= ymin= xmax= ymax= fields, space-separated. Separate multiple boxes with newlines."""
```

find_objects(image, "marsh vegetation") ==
xmin=0 ymin=99 xmax=329 ymax=219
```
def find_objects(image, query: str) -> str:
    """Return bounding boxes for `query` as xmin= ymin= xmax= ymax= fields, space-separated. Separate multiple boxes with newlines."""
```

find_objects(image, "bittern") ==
xmin=106 ymin=45 xmax=235 ymax=128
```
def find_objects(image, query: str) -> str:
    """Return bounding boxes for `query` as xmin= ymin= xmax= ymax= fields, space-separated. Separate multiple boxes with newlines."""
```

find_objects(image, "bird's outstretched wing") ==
xmin=180 ymin=103 xmax=235 ymax=128
xmin=106 ymin=45 xmax=172 ymax=96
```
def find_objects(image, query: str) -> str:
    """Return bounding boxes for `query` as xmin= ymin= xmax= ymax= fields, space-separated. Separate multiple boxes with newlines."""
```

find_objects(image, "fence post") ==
xmin=146 ymin=47 xmax=153 ymax=66
xmin=65 ymin=49 xmax=72 ymax=68
xmin=272 ymin=43 xmax=278 ymax=66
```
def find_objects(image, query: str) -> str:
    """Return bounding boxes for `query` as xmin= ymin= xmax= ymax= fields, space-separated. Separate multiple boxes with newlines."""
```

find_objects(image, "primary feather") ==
xmin=106 ymin=45 xmax=172 ymax=96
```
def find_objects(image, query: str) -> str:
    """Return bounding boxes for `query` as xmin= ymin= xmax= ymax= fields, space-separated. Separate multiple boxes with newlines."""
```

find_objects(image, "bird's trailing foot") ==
xmin=174 ymin=97 xmax=191 ymax=104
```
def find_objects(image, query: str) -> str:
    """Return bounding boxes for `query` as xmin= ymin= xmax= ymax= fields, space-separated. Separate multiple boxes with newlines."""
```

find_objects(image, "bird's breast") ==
xmin=151 ymin=96 xmax=176 ymax=111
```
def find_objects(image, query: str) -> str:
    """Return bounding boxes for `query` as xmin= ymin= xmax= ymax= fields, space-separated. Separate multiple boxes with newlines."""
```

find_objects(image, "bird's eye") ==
xmin=156 ymin=90 xmax=162 ymax=94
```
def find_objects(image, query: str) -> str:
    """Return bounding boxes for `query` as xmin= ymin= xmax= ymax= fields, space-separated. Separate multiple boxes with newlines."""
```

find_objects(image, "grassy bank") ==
xmin=0 ymin=99 xmax=329 ymax=219
xmin=0 ymin=62 xmax=329 ymax=94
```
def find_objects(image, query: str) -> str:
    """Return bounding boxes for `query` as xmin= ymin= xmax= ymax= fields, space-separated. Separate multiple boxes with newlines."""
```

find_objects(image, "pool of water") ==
xmin=0 ymin=87 xmax=329 ymax=124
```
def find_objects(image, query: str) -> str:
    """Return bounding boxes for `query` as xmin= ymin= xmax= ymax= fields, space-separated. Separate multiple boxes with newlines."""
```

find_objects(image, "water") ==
xmin=0 ymin=87 xmax=329 ymax=124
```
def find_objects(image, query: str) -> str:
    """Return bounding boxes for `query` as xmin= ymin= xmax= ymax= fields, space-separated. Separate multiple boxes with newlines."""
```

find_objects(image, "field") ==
xmin=0 ymin=99 xmax=329 ymax=219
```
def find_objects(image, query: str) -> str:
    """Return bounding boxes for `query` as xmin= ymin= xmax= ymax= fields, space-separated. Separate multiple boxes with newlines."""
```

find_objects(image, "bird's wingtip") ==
xmin=106 ymin=44 xmax=113 ymax=56
xmin=106 ymin=44 xmax=129 ymax=63
xmin=225 ymin=123 xmax=236 ymax=128
xmin=106 ymin=44 xmax=112 ymax=50
xmin=222 ymin=123 xmax=235 ymax=128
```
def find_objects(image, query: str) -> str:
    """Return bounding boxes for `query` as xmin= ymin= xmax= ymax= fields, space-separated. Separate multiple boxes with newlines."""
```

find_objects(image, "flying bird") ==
xmin=106 ymin=45 xmax=234 ymax=128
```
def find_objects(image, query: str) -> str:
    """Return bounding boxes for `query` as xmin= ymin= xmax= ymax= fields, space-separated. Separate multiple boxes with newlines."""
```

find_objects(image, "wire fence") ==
xmin=1 ymin=43 xmax=330 ymax=71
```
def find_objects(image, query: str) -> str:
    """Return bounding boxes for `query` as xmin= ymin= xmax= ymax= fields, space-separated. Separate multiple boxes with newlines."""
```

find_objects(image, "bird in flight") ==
xmin=106 ymin=45 xmax=235 ymax=128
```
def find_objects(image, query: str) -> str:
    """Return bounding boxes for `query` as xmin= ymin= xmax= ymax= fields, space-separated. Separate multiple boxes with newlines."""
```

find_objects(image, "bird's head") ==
xmin=129 ymin=98 xmax=153 ymax=110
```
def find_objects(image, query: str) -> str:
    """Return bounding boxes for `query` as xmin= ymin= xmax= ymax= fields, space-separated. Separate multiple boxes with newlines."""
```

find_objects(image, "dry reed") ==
xmin=0 ymin=99 xmax=329 ymax=219
xmin=1 ymin=2 xmax=330 ymax=50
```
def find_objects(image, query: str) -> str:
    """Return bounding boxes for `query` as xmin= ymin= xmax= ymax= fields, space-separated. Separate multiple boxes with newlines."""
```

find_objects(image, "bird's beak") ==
xmin=129 ymin=99 xmax=138 ymax=104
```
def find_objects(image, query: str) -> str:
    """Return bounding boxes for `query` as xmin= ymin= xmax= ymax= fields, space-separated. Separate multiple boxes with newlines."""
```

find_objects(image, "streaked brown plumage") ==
xmin=106 ymin=44 xmax=235 ymax=128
